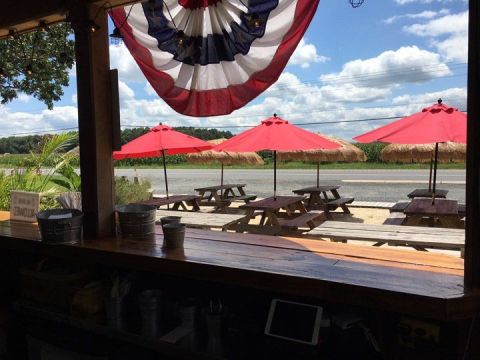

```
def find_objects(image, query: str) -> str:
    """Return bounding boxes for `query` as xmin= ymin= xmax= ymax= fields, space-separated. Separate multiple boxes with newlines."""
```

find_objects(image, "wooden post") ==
xmin=69 ymin=2 xmax=115 ymax=237
xmin=465 ymin=0 xmax=480 ymax=290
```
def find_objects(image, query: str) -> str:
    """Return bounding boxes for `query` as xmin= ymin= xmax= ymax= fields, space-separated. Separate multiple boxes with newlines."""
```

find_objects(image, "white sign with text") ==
xmin=10 ymin=191 xmax=40 ymax=222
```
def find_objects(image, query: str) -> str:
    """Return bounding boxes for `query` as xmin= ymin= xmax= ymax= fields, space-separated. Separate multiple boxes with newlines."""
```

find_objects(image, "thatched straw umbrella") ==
xmin=278 ymin=135 xmax=366 ymax=187
xmin=381 ymin=142 xmax=466 ymax=191
xmin=186 ymin=138 xmax=264 ymax=186
xmin=381 ymin=142 xmax=466 ymax=163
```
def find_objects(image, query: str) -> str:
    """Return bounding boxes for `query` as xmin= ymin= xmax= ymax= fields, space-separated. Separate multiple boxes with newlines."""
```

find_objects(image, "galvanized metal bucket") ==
xmin=115 ymin=204 xmax=156 ymax=238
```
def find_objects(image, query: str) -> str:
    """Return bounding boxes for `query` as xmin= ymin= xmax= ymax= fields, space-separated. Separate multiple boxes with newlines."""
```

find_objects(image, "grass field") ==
xmin=0 ymin=154 xmax=466 ymax=170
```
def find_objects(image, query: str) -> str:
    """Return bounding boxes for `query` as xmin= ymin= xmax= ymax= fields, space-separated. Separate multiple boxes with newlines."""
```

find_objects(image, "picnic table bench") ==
xmin=194 ymin=184 xmax=256 ymax=211
xmin=135 ymin=195 xmax=201 ymax=211
xmin=292 ymin=185 xmax=353 ymax=217
xmin=235 ymin=196 xmax=325 ymax=235
xmin=155 ymin=210 xmax=246 ymax=231
xmin=383 ymin=212 xmax=407 ymax=225
xmin=404 ymin=198 xmax=461 ymax=228
xmin=390 ymin=200 xmax=466 ymax=218
xmin=306 ymin=220 xmax=465 ymax=257
xmin=407 ymin=189 xmax=448 ymax=199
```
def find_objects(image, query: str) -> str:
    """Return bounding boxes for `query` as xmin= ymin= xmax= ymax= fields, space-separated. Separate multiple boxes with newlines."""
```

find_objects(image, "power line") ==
xmin=123 ymin=99 xmax=464 ymax=122
xmin=122 ymin=111 xmax=467 ymax=129
xmin=0 ymin=108 xmax=467 ymax=136
xmin=0 ymin=127 xmax=78 ymax=137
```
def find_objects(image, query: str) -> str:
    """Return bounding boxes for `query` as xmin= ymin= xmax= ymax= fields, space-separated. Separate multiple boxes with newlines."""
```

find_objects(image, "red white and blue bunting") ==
xmin=111 ymin=0 xmax=319 ymax=117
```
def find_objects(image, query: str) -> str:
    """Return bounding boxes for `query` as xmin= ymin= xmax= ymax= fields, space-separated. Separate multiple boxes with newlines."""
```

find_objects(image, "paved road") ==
xmin=114 ymin=169 xmax=466 ymax=203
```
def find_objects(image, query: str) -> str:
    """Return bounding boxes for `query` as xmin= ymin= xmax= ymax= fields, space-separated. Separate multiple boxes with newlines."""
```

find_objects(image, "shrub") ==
xmin=114 ymin=177 xmax=152 ymax=205
xmin=114 ymin=154 xmax=187 ymax=167
xmin=355 ymin=142 xmax=387 ymax=163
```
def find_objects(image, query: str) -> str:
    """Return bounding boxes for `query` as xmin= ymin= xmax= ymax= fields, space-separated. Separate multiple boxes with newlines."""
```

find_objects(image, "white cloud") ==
xmin=384 ymin=9 xmax=450 ymax=24
xmin=392 ymin=87 xmax=467 ymax=109
xmin=318 ymin=46 xmax=450 ymax=103
xmin=403 ymin=11 xmax=468 ymax=62
xmin=109 ymin=44 xmax=146 ymax=83
xmin=71 ymin=93 xmax=77 ymax=105
xmin=321 ymin=83 xmax=390 ymax=103
xmin=0 ymin=105 xmax=78 ymax=136
xmin=118 ymin=81 xmax=135 ymax=100
xmin=321 ymin=46 xmax=450 ymax=88
xmin=144 ymin=82 xmax=157 ymax=96
xmin=403 ymin=11 xmax=467 ymax=37
xmin=289 ymin=39 xmax=329 ymax=69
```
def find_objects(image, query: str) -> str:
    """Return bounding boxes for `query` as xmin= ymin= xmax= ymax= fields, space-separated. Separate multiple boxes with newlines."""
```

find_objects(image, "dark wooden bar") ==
xmin=465 ymin=0 xmax=480 ymax=290
xmin=0 ymin=214 xmax=476 ymax=321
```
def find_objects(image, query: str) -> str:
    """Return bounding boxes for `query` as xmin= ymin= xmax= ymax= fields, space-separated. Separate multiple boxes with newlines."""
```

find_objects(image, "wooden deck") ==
xmin=155 ymin=210 xmax=245 ymax=231
xmin=0 ymin=211 xmax=474 ymax=320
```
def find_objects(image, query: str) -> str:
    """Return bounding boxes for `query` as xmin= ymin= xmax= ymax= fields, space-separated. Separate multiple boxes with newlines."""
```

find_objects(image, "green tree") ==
xmin=0 ymin=23 xmax=75 ymax=109
xmin=175 ymin=127 xmax=233 ymax=140
xmin=121 ymin=127 xmax=150 ymax=145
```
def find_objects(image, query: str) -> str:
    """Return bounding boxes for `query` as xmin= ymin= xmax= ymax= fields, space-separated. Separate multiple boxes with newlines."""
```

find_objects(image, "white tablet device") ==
xmin=264 ymin=299 xmax=323 ymax=345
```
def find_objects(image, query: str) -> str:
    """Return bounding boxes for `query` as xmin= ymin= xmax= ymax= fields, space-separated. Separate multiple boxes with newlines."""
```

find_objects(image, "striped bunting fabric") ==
xmin=110 ymin=0 xmax=319 ymax=117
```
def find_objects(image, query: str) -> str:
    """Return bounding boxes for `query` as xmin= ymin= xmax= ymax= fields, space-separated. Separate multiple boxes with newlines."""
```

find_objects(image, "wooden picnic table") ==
xmin=292 ymin=185 xmax=354 ymax=217
xmin=407 ymin=189 xmax=448 ymax=199
xmin=135 ymin=195 xmax=201 ymax=211
xmin=155 ymin=210 xmax=246 ymax=231
xmin=235 ymin=195 xmax=325 ymax=235
xmin=194 ymin=183 xmax=256 ymax=210
xmin=404 ymin=198 xmax=460 ymax=228
xmin=307 ymin=220 xmax=465 ymax=257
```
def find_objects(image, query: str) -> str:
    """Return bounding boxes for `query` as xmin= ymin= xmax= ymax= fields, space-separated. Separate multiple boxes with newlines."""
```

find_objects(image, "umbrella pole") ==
xmin=220 ymin=162 xmax=224 ymax=198
xmin=221 ymin=162 xmax=224 ymax=187
xmin=317 ymin=162 xmax=320 ymax=188
xmin=428 ymin=156 xmax=433 ymax=192
xmin=432 ymin=143 xmax=439 ymax=204
xmin=162 ymin=149 xmax=170 ymax=209
xmin=274 ymin=150 xmax=277 ymax=200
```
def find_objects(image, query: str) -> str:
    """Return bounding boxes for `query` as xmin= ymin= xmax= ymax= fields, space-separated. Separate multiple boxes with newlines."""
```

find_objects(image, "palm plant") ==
xmin=0 ymin=133 xmax=77 ymax=210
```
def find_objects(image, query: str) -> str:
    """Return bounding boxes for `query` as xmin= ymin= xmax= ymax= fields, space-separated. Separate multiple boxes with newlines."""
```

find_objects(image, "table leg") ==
xmin=197 ymin=190 xmax=206 ymax=201
xmin=236 ymin=208 xmax=255 ymax=232
xmin=321 ymin=192 xmax=329 ymax=201
xmin=223 ymin=188 xmax=233 ymax=199
xmin=306 ymin=195 xmax=315 ymax=211
xmin=212 ymin=191 xmax=227 ymax=211
xmin=265 ymin=210 xmax=280 ymax=226
xmin=259 ymin=212 xmax=267 ymax=225
xmin=283 ymin=205 xmax=295 ymax=217
xmin=188 ymin=199 xmax=201 ymax=212
xmin=296 ymin=201 xmax=308 ymax=214
xmin=331 ymin=189 xmax=351 ymax=214
xmin=238 ymin=186 xmax=246 ymax=196
xmin=172 ymin=202 xmax=181 ymax=211
xmin=207 ymin=191 xmax=214 ymax=202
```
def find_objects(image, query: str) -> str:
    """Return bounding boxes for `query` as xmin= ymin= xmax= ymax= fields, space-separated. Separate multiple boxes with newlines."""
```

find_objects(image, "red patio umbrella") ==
xmin=113 ymin=124 xmax=212 ymax=198
xmin=353 ymin=99 xmax=467 ymax=199
xmin=213 ymin=114 xmax=340 ymax=198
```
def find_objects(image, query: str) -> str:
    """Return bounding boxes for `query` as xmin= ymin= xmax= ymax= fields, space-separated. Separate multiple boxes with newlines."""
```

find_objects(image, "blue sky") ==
xmin=0 ymin=0 xmax=469 ymax=140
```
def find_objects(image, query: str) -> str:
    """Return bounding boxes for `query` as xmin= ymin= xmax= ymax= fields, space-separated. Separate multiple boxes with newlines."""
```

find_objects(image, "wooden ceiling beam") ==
xmin=0 ymin=0 xmax=142 ymax=38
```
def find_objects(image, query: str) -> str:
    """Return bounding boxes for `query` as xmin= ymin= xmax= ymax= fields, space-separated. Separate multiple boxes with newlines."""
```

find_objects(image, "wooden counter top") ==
xmin=0 ymin=212 xmax=477 ymax=321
